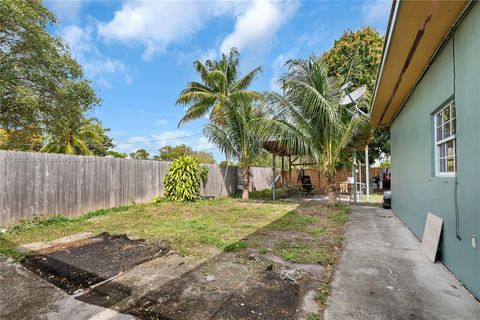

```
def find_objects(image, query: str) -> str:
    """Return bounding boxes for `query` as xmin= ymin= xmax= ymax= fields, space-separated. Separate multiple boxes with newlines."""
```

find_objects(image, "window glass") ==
xmin=435 ymin=102 xmax=456 ymax=175
xmin=436 ymin=113 xmax=443 ymax=127
xmin=440 ymin=158 xmax=446 ymax=172
xmin=443 ymin=107 xmax=450 ymax=122
xmin=444 ymin=121 xmax=451 ymax=138
xmin=437 ymin=126 xmax=443 ymax=141
xmin=447 ymin=157 xmax=455 ymax=172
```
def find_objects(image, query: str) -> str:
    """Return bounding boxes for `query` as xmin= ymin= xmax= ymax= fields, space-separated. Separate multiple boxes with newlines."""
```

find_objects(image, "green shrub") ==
xmin=164 ymin=156 xmax=208 ymax=202
xmin=151 ymin=195 xmax=165 ymax=204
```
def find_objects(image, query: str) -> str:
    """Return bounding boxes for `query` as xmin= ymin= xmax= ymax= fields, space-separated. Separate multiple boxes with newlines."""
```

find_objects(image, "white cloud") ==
xmin=362 ymin=0 xmax=391 ymax=26
xmin=97 ymin=1 xmax=234 ymax=60
xmin=114 ymin=136 xmax=152 ymax=154
xmin=113 ymin=131 xmax=218 ymax=156
xmin=220 ymin=1 xmax=298 ymax=54
xmin=151 ymin=130 xmax=194 ymax=148
xmin=60 ymin=24 xmax=132 ymax=87
xmin=194 ymin=136 xmax=216 ymax=152
xmin=155 ymin=119 xmax=168 ymax=126
xmin=97 ymin=1 xmax=297 ymax=60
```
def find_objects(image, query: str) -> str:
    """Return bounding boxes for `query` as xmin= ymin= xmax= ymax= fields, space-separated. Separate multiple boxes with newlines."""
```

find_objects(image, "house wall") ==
xmin=390 ymin=3 xmax=480 ymax=298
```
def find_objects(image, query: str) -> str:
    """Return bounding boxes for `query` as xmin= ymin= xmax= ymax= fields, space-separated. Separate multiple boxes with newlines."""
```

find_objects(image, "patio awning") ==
xmin=262 ymin=141 xmax=296 ymax=157
xmin=370 ymin=0 xmax=470 ymax=127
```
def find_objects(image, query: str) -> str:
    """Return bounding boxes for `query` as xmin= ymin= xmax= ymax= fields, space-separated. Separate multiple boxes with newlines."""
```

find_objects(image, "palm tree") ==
xmin=176 ymin=48 xmax=263 ymax=127
xmin=203 ymin=97 xmax=265 ymax=199
xmin=262 ymin=55 xmax=365 ymax=204
xmin=41 ymin=117 xmax=105 ymax=155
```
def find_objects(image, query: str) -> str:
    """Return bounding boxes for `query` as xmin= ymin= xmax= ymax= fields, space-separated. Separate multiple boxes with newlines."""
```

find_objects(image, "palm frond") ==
xmin=231 ymin=66 xmax=263 ymax=92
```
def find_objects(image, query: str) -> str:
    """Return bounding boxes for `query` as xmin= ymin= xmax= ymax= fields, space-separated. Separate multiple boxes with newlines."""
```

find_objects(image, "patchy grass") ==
xmin=223 ymin=240 xmax=248 ymax=252
xmin=276 ymin=240 xmax=336 ymax=265
xmin=0 ymin=198 xmax=297 ymax=258
xmin=266 ymin=210 xmax=319 ymax=232
xmin=0 ymin=237 xmax=27 ymax=261
xmin=316 ymin=283 xmax=331 ymax=306
xmin=360 ymin=192 xmax=384 ymax=207
xmin=307 ymin=314 xmax=322 ymax=320
xmin=246 ymin=203 xmax=350 ymax=265
xmin=249 ymin=186 xmax=303 ymax=200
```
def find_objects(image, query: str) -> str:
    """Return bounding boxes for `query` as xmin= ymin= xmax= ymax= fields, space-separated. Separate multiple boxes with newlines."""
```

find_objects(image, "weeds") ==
xmin=223 ymin=240 xmax=248 ymax=252
xmin=307 ymin=314 xmax=322 ymax=320
xmin=316 ymin=284 xmax=331 ymax=305
xmin=6 ymin=205 xmax=132 ymax=235
xmin=276 ymin=241 xmax=335 ymax=265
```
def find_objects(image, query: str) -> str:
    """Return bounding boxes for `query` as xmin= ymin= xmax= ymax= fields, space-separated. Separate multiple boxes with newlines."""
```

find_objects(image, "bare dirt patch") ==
xmin=22 ymin=232 xmax=168 ymax=294
xmin=79 ymin=253 xmax=300 ymax=320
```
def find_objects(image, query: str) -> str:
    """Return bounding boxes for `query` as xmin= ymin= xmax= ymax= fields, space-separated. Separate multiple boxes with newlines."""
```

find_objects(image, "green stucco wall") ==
xmin=390 ymin=3 xmax=480 ymax=299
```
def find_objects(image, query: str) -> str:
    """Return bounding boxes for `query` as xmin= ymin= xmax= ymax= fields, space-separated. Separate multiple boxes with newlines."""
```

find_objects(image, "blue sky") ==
xmin=45 ymin=0 xmax=391 ymax=160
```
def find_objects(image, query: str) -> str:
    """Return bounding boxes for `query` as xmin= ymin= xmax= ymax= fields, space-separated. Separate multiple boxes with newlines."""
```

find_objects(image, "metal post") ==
xmin=359 ymin=160 xmax=362 ymax=202
xmin=353 ymin=151 xmax=357 ymax=205
xmin=272 ymin=154 xmax=276 ymax=201
xmin=281 ymin=156 xmax=285 ymax=187
xmin=365 ymin=144 xmax=370 ymax=202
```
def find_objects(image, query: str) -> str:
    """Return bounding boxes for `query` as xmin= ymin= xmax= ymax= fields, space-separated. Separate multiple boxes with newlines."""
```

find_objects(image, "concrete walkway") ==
xmin=0 ymin=256 xmax=133 ymax=320
xmin=325 ymin=206 xmax=480 ymax=320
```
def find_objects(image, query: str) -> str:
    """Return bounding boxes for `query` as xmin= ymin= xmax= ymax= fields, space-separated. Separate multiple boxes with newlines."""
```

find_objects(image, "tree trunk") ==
xmin=326 ymin=173 xmax=336 ymax=205
xmin=241 ymin=166 xmax=250 ymax=200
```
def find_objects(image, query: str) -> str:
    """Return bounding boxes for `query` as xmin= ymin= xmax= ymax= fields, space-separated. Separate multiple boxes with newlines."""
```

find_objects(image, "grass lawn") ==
xmin=0 ymin=198 xmax=298 ymax=258
xmin=0 ymin=198 xmax=349 ymax=263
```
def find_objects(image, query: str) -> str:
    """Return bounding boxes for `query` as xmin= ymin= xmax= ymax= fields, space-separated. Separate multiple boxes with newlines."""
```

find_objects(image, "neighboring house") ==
xmin=371 ymin=0 xmax=479 ymax=299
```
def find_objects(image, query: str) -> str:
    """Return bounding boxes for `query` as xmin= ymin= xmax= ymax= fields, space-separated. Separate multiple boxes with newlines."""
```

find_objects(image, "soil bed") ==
xmin=22 ymin=232 xmax=168 ymax=294
xmin=78 ymin=253 xmax=300 ymax=320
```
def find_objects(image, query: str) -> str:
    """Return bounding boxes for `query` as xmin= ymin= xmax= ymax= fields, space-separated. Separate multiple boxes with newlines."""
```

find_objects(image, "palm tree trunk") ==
xmin=326 ymin=170 xmax=336 ymax=205
xmin=241 ymin=166 xmax=250 ymax=199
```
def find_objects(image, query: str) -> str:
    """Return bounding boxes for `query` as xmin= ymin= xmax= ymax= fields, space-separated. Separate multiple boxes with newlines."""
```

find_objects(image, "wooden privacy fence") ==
xmin=284 ymin=167 xmax=383 ymax=193
xmin=0 ymin=151 xmax=272 ymax=226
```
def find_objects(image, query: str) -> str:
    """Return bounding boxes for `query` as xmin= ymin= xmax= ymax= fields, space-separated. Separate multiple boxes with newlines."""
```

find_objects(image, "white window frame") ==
xmin=434 ymin=101 xmax=456 ymax=177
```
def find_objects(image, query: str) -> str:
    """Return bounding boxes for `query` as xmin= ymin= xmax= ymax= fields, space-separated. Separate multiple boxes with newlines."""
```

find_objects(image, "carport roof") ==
xmin=370 ymin=0 xmax=470 ymax=127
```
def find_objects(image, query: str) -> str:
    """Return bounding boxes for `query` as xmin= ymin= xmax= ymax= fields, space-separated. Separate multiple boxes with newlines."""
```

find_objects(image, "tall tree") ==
xmin=204 ymin=97 xmax=265 ymax=199
xmin=322 ymin=27 xmax=389 ymax=162
xmin=154 ymin=144 xmax=215 ymax=164
xmin=0 ymin=127 xmax=43 ymax=151
xmin=85 ymin=127 xmax=115 ymax=157
xmin=263 ymin=56 xmax=364 ymax=204
xmin=106 ymin=150 xmax=128 ymax=158
xmin=322 ymin=27 xmax=383 ymax=92
xmin=176 ymin=48 xmax=263 ymax=126
xmin=0 ymin=0 xmax=100 ymax=149
xmin=130 ymin=149 xmax=150 ymax=160
xmin=41 ymin=118 xmax=105 ymax=155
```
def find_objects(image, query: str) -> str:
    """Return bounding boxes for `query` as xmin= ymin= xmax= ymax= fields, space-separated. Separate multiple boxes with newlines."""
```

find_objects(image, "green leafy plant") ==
xmin=164 ymin=156 xmax=209 ymax=202
xmin=151 ymin=195 xmax=165 ymax=204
